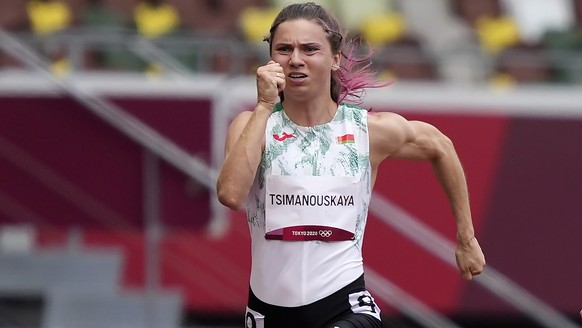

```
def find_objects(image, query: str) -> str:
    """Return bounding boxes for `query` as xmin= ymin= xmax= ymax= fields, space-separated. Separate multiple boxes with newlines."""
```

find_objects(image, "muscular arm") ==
xmin=369 ymin=112 xmax=486 ymax=280
xmin=216 ymin=106 xmax=271 ymax=210
xmin=216 ymin=61 xmax=285 ymax=210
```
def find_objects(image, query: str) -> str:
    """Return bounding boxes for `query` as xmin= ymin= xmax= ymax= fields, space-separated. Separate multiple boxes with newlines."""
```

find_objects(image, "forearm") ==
xmin=431 ymin=140 xmax=475 ymax=243
xmin=216 ymin=104 xmax=272 ymax=210
xmin=429 ymin=133 xmax=485 ymax=280
xmin=385 ymin=120 xmax=484 ymax=278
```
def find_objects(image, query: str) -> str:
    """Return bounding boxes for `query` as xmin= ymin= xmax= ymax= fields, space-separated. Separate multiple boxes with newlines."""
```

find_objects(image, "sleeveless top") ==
xmin=246 ymin=102 xmax=372 ymax=307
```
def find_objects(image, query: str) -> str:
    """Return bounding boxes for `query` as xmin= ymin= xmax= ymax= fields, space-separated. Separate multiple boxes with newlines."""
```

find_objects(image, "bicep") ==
xmin=390 ymin=121 xmax=448 ymax=161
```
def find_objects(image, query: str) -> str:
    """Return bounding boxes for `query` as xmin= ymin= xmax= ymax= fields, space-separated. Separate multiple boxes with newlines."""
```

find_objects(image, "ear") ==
xmin=331 ymin=51 xmax=341 ymax=71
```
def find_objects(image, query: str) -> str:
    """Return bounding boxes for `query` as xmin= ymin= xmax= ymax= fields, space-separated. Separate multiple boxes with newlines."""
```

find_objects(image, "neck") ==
xmin=281 ymin=96 xmax=338 ymax=127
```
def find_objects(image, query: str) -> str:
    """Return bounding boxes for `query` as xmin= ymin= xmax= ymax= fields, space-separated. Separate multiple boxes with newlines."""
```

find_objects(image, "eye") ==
xmin=304 ymin=46 xmax=319 ymax=53
xmin=276 ymin=46 xmax=292 ymax=53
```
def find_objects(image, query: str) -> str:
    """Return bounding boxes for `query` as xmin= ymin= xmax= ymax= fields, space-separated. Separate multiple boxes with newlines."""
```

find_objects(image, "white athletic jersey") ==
xmin=246 ymin=102 xmax=372 ymax=307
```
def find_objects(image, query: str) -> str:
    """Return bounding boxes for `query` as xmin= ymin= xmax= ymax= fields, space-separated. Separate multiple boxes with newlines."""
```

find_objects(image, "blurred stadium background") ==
xmin=1 ymin=0 xmax=582 ymax=327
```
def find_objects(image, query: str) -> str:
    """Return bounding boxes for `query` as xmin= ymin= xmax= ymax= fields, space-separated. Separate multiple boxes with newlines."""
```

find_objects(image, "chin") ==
xmin=283 ymin=91 xmax=314 ymax=103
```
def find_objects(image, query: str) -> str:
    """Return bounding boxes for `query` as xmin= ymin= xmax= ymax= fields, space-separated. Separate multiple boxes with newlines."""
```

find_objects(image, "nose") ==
xmin=289 ymin=48 xmax=304 ymax=67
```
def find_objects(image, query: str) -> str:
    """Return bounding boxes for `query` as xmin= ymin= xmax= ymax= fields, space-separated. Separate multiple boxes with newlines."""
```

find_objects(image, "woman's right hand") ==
xmin=256 ymin=60 xmax=285 ymax=109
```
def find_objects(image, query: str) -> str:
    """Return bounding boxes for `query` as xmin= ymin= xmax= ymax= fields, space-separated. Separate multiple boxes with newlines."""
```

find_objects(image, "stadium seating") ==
xmin=1 ymin=0 xmax=581 ymax=85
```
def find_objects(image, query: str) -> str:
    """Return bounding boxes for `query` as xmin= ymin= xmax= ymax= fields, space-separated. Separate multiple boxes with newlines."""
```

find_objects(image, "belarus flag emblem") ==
xmin=337 ymin=134 xmax=355 ymax=144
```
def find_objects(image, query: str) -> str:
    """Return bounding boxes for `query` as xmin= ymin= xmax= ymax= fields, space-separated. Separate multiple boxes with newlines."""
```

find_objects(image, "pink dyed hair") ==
xmin=335 ymin=39 xmax=393 ymax=105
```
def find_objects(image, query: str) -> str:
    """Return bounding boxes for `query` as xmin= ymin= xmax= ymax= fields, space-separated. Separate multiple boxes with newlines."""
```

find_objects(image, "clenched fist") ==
xmin=256 ymin=60 xmax=285 ymax=109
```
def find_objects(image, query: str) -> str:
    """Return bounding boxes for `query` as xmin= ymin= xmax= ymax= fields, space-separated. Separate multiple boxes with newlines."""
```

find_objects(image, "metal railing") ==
xmin=3 ymin=28 xmax=264 ymax=76
xmin=0 ymin=29 xmax=218 ymax=190
xmin=2 ymin=28 xmax=582 ymax=85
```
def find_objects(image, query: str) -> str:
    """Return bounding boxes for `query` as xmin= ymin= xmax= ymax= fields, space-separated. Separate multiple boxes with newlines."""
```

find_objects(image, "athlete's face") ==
xmin=271 ymin=19 xmax=340 ymax=102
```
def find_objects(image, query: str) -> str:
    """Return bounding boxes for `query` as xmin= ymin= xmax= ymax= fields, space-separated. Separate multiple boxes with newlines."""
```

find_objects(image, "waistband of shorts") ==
xmin=247 ymin=274 xmax=366 ymax=326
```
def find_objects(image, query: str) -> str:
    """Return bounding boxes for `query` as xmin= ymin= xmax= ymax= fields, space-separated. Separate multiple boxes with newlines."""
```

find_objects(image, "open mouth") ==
xmin=288 ymin=73 xmax=307 ymax=79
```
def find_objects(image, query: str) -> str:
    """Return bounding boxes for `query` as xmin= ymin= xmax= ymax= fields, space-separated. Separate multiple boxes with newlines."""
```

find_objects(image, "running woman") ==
xmin=216 ymin=3 xmax=486 ymax=327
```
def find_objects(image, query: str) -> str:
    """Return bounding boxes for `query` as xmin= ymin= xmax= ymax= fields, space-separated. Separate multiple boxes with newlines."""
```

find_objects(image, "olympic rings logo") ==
xmin=319 ymin=230 xmax=332 ymax=238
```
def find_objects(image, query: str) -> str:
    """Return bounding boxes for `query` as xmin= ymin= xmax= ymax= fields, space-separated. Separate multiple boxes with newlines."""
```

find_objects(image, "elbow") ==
xmin=218 ymin=194 xmax=245 ymax=211
xmin=440 ymin=135 xmax=455 ymax=155
xmin=216 ymin=185 xmax=246 ymax=211
xmin=430 ymin=133 xmax=455 ymax=163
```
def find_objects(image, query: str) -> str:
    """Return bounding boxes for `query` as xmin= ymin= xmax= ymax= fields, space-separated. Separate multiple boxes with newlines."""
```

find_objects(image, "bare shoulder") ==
xmin=368 ymin=111 xmax=411 ymax=135
xmin=368 ymin=112 xmax=414 ymax=155
xmin=367 ymin=111 xmax=414 ymax=166
xmin=369 ymin=111 xmax=452 ymax=162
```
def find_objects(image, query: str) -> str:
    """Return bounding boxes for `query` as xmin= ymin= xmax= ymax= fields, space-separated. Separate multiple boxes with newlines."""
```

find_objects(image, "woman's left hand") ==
xmin=455 ymin=236 xmax=486 ymax=280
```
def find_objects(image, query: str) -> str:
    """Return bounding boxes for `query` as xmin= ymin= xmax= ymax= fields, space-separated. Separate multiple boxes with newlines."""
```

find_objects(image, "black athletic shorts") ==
xmin=245 ymin=274 xmax=383 ymax=328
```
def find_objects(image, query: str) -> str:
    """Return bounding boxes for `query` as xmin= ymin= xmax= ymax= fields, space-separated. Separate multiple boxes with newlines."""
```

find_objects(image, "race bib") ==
xmin=265 ymin=175 xmax=360 ymax=241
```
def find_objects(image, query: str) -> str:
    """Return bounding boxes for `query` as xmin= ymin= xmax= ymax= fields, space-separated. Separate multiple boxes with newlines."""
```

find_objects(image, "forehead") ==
xmin=272 ymin=19 xmax=329 ymax=44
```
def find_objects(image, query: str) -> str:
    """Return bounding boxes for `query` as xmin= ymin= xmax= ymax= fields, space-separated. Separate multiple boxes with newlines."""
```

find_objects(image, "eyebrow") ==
xmin=274 ymin=42 xmax=323 ymax=48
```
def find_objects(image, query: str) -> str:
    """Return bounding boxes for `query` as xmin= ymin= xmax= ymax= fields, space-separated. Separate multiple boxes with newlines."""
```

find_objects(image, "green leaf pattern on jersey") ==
xmin=258 ymin=123 xmax=296 ymax=188
xmin=246 ymin=196 xmax=264 ymax=227
xmin=293 ymin=125 xmax=333 ymax=176
xmin=334 ymin=103 xmax=366 ymax=129
xmin=251 ymin=103 xmax=372 ymax=247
